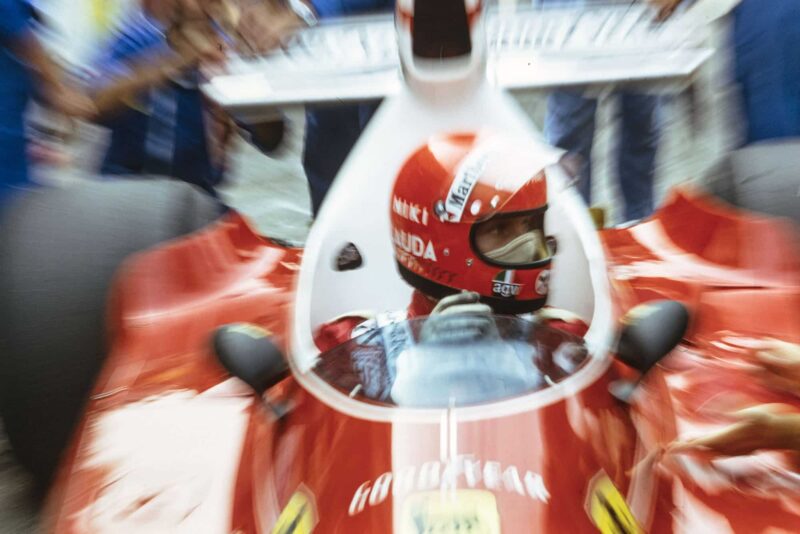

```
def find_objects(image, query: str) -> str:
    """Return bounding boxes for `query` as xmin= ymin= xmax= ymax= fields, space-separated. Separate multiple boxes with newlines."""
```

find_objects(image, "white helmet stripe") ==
xmin=444 ymin=145 xmax=492 ymax=222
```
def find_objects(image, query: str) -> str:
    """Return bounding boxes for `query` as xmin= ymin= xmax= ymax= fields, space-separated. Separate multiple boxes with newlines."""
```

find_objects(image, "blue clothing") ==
xmin=92 ymin=12 xmax=222 ymax=196
xmin=541 ymin=0 xmax=660 ymax=222
xmin=545 ymin=90 xmax=659 ymax=221
xmin=733 ymin=0 xmax=800 ymax=144
xmin=0 ymin=0 xmax=35 ymax=203
xmin=303 ymin=0 xmax=393 ymax=215
xmin=303 ymin=101 xmax=379 ymax=214
xmin=312 ymin=0 xmax=393 ymax=18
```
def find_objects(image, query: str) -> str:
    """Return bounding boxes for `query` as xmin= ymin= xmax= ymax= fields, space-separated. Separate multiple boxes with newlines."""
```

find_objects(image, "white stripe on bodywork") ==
xmin=82 ymin=390 xmax=250 ymax=533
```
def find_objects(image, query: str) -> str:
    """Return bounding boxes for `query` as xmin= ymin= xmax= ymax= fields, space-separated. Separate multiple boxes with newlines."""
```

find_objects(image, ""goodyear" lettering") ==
xmin=349 ymin=455 xmax=550 ymax=516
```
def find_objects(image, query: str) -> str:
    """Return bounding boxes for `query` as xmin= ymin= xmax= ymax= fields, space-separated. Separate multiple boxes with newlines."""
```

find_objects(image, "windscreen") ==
xmin=312 ymin=314 xmax=588 ymax=408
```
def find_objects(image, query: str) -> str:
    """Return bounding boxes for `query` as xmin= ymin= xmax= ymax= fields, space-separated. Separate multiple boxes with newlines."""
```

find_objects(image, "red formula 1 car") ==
xmin=604 ymin=190 xmax=800 ymax=532
xmin=40 ymin=201 xmax=677 ymax=534
xmin=4 ymin=1 xmax=797 ymax=533
xmin=36 ymin=183 xmax=799 ymax=534
xmin=37 ymin=3 xmax=690 ymax=529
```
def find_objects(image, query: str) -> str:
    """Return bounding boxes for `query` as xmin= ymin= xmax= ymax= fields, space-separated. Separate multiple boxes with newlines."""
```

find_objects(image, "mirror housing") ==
xmin=616 ymin=300 xmax=689 ymax=374
xmin=611 ymin=300 xmax=689 ymax=402
xmin=213 ymin=323 xmax=289 ymax=396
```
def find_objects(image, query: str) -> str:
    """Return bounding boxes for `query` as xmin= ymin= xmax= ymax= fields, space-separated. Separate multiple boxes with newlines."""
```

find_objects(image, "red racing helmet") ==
xmin=391 ymin=131 xmax=555 ymax=314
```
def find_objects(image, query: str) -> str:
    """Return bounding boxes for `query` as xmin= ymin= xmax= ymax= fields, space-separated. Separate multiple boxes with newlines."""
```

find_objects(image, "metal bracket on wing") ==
xmin=203 ymin=4 xmax=712 ymax=117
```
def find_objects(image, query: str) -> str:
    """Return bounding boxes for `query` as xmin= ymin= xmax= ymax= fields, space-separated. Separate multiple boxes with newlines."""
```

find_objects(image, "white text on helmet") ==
xmin=492 ymin=281 xmax=522 ymax=298
xmin=393 ymin=229 xmax=438 ymax=261
xmin=399 ymin=252 xmax=458 ymax=283
xmin=445 ymin=151 xmax=489 ymax=222
xmin=393 ymin=196 xmax=429 ymax=226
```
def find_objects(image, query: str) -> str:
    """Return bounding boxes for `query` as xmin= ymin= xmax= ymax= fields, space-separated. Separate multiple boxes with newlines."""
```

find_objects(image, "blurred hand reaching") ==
xmin=235 ymin=0 xmax=305 ymax=56
xmin=668 ymin=404 xmax=800 ymax=458
xmin=647 ymin=0 xmax=684 ymax=20
xmin=46 ymin=83 xmax=97 ymax=120
xmin=167 ymin=17 xmax=227 ymax=68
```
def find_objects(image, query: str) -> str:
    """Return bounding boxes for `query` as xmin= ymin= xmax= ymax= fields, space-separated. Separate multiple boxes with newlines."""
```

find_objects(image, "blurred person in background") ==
xmin=89 ymin=0 xmax=303 ymax=197
xmin=545 ymin=89 xmax=658 ymax=223
xmin=703 ymin=138 xmax=800 ymax=225
xmin=0 ymin=0 xmax=94 ymax=205
xmin=302 ymin=0 xmax=394 ymax=215
xmin=695 ymin=0 xmax=800 ymax=222
xmin=731 ymin=0 xmax=800 ymax=144
xmin=541 ymin=0 xmax=683 ymax=223
xmin=89 ymin=0 xmax=228 ymax=197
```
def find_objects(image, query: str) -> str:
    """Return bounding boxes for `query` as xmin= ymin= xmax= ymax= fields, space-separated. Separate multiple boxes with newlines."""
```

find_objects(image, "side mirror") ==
xmin=611 ymin=300 xmax=689 ymax=401
xmin=213 ymin=323 xmax=289 ymax=396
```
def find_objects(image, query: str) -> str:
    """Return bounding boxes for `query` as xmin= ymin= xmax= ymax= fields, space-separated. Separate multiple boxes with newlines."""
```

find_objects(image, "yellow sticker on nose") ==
xmin=585 ymin=472 xmax=642 ymax=534
xmin=272 ymin=486 xmax=317 ymax=534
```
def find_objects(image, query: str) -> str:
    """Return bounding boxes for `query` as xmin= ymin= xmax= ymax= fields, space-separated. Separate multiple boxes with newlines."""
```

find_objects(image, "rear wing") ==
xmin=204 ymin=3 xmax=712 ymax=120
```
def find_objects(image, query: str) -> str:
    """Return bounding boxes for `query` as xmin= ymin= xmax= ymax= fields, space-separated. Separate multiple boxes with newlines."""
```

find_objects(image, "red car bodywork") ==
xmin=45 ymin=189 xmax=800 ymax=533
xmin=604 ymin=190 xmax=800 ymax=532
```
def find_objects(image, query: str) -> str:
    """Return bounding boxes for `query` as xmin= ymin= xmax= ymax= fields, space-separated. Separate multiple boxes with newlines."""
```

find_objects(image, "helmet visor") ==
xmin=472 ymin=209 xmax=552 ymax=268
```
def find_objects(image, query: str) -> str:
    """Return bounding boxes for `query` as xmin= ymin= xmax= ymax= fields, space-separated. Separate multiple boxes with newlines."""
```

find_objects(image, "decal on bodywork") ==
xmin=585 ymin=472 xmax=642 ymax=534
xmin=400 ymin=490 xmax=501 ymax=534
xmin=272 ymin=485 xmax=318 ymax=534
xmin=349 ymin=455 xmax=549 ymax=516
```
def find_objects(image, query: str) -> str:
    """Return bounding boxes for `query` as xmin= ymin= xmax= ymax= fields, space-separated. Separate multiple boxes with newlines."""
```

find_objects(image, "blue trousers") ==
xmin=303 ymin=0 xmax=393 ymax=215
xmin=733 ymin=0 xmax=800 ymax=144
xmin=302 ymin=102 xmax=380 ymax=215
xmin=545 ymin=90 xmax=659 ymax=221
xmin=0 ymin=104 xmax=30 ymax=207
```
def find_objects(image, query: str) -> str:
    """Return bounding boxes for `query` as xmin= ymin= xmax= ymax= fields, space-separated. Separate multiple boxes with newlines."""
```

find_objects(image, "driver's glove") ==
xmin=421 ymin=292 xmax=495 ymax=344
xmin=430 ymin=291 xmax=493 ymax=316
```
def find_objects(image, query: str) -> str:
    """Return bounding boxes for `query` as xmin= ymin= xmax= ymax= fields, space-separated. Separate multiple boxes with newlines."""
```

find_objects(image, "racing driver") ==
xmin=315 ymin=130 xmax=588 ymax=353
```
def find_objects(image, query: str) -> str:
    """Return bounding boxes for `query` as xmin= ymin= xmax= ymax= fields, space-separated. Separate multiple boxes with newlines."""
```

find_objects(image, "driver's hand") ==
xmin=430 ymin=291 xmax=492 ymax=316
xmin=421 ymin=292 xmax=494 ymax=344
xmin=667 ymin=404 xmax=800 ymax=458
